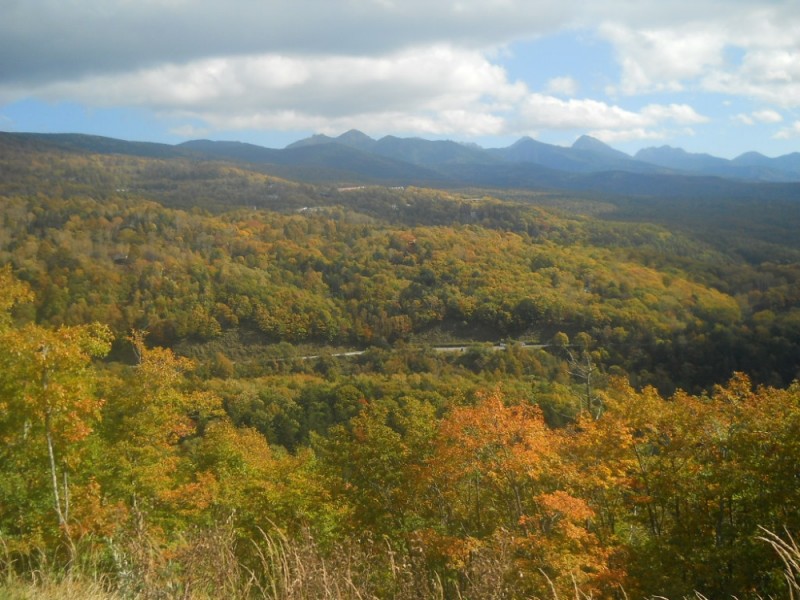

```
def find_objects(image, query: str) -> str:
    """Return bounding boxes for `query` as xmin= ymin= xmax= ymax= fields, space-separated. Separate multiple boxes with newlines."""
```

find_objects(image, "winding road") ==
xmin=293 ymin=342 xmax=548 ymax=361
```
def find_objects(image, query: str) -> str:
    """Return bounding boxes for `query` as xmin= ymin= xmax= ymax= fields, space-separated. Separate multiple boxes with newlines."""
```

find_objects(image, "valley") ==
xmin=1 ymin=131 xmax=800 ymax=598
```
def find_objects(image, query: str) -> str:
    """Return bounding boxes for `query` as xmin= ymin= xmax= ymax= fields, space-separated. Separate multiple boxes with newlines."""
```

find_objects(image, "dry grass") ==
xmin=0 ymin=519 xmax=444 ymax=600
xmin=759 ymin=527 xmax=800 ymax=599
xmin=0 ymin=578 xmax=120 ymax=600
xmin=0 ymin=525 xmax=607 ymax=600
xmin=242 ymin=527 xmax=444 ymax=600
xmin=3 ymin=525 xmax=798 ymax=599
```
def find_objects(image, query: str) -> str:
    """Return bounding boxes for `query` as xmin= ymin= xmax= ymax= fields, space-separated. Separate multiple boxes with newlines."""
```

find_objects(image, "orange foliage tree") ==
xmin=416 ymin=389 xmax=620 ymax=596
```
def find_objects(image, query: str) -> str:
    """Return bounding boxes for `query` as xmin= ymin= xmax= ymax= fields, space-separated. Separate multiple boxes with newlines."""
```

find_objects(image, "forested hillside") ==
xmin=1 ymin=139 xmax=800 ymax=599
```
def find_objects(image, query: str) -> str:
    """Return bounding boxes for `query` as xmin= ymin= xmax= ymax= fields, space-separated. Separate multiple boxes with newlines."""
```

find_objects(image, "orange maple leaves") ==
xmin=417 ymin=389 xmax=619 ymax=595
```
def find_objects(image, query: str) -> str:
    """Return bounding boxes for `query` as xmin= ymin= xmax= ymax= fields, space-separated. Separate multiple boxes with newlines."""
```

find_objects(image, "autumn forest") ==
xmin=2 ymin=133 xmax=800 ymax=599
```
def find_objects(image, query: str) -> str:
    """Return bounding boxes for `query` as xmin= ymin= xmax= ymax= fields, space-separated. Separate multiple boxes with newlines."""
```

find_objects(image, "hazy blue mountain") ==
xmin=570 ymin=135 xmax=669 ymax=174
xmin=371 ymin=135 xmax=495 ymax=166
xmin=571 ymin=135 xmax=631 ymax=159
xmin=766 ymin=153 xmax=800 ymax=177
xmin=179 ymin=139 xmax=283 ymax=162
xmin=336 ymin=129 xmax=378 ymax=152
xmin=635 ymin=146 xmax=731 ymax=172
xmin=489 ymin=135 xmax=662 ymax=174
xmin=290 ymin=131 xmax=494 ymax=166
xmin=278 ymin=143 xmax=444 ymax=182
xmin=732 ymin=151 xmax=772 ymax=166
xmin=2 ymin=132 xmax=188 ymax=159
xmin=286 ymin=129 xmax=377 ymax=153
xmin=193 ymin=129 xmax=800 ymax=183
xmin=284 ymin=133 xmax=337 ymax=149
xmin=183 ymin=137 xmax=443 ymax=183
xmin=489 ymin=137 xmax=589 ymax=171
xmin=733 ymin=151 xmax=800 ymax=178
xmin=4 ymin=130 xmax=800 ymax=199
xmin=636 ymin=145 xmax=800 ymax=181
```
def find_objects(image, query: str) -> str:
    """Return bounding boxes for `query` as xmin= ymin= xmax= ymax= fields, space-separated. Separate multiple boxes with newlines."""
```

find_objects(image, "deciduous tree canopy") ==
xmin=2 ymin=142 xmax=800 ymax=598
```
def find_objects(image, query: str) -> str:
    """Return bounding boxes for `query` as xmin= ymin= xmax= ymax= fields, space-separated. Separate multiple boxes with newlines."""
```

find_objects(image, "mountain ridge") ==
xmin=287 ymin=129 xmax=800 ymax=182
xmin=3 ymin=130 xmax=800 ymax=198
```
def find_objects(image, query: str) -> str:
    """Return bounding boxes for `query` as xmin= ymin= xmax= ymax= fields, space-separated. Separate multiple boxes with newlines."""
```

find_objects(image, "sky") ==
xmin=2 ymin=0 xmax=800 ymax=158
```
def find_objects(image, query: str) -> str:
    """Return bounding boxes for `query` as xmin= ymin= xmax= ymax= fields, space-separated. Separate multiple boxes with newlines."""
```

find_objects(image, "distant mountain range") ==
xmin=284 ymin=129 xmax=800 ymax=182
xmin=3 ymin=129 xmax=800 ymax=200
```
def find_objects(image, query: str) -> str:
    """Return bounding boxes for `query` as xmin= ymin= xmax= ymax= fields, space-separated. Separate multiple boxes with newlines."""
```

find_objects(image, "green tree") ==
xmin=99 ymin=332 xmax=223 ymax=529
xmin=0 ymin=268 xmax=113 ymax=558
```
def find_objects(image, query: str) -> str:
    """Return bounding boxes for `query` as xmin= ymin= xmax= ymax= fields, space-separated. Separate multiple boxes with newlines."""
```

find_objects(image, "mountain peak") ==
xmin=508 ymin=136 xmax=544 ymax=148
xmin=286 ymin=130 xmax=377 ymax=152
xmin=733 ymin=151 xmax=769 ymax=165
xmin=572 ymin=135 xmax=630 ymax=159
xmin=285 ymin=133 xmax=336 ymax=149
xmin=338 ymin=129 xmax=368 ymax=137
xmin=335 ymin=129 xmax=376 ymax=151
xmin=572 ymin=135 xmax=606 ymax=150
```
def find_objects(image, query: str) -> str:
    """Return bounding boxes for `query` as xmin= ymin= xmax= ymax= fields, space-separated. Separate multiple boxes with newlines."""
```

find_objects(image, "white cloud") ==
xmin=595 ymin=4 xmax=800 ymax=107
xmin=518 ymin=95 xmax=707 ymax=134
xmin=600 ymin=23 xmax=727 ymax=95
xmin=640 ymin=104 xmax=708 ymax=124
xmin=0 ymin=0 xmax=576 ymax=86
xmin=33 ymin=47 xmax=506 ymax=109
xmin=753 ymin=109 xmax=783 ymax=123
xmin=7 ymin=41 xmax=710 ymax=143
xmin=774 ymin=121 xmax=800 ymax=139
xmin=734 ymin=110 xmax=782 ymax=126
xmin=519 ymin=95 xmax=629 ymax=129
xmin=20 ymin=46 xmax=525 ymax=138
xmin=516 ymin=94 xmax=707 ymax=143
xmin=4 ymin=0 xmax=799 ymax=152
xmin=5 ymin=0 xmax=797 ymax=94
xmin=704 ymin=49 xmax=800 ymax=107
xmin=731 ymin=108 xmax=783 ymax=126
xmin=545 ymin=76 xmax=579 ymax=96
